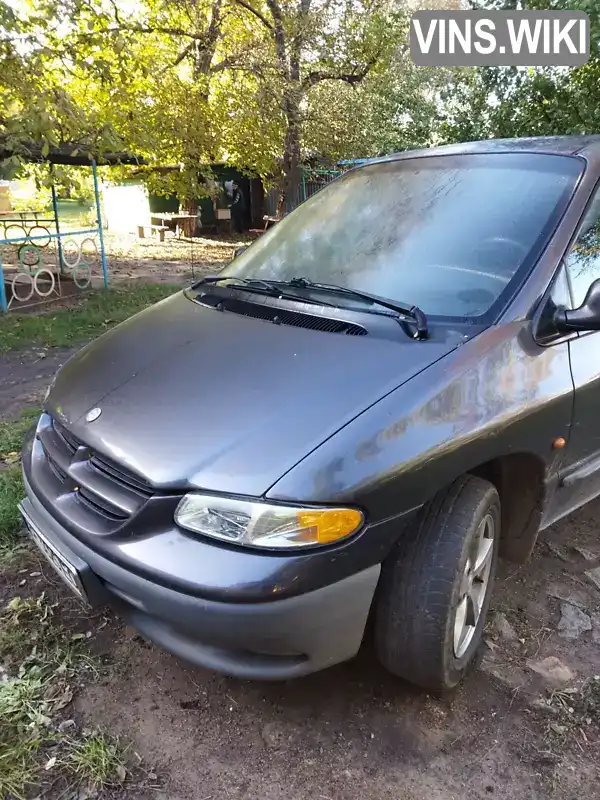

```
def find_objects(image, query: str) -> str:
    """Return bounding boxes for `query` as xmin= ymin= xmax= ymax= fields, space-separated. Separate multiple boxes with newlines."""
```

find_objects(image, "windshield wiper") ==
xmin=285 ymin=277 xmax=428 ymax=340
xmin=195 ymin=275 xmax=279 ymax=292
xmin=193 ymin=274 xmax=338 ymax=307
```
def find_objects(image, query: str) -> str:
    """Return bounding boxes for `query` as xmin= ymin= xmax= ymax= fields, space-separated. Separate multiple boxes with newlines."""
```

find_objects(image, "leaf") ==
xmin=53 ymin=685 xmax=74 ymax=710
xmin=41 ymin=141 xmax=50 ymax=158
xmin=45 ymin=756 xmax=57 ymax=770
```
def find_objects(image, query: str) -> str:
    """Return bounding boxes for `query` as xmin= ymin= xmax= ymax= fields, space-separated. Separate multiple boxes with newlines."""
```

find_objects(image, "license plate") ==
xmin=26 ymin=520 xmax=89 ymax=603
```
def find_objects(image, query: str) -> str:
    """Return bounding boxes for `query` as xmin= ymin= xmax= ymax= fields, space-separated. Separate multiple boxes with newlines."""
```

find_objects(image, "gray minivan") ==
xmin=20 ymin=135 xmax=600 ymax=691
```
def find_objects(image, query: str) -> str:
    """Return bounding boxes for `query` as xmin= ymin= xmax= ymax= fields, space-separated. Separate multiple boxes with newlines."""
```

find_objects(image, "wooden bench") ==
xmin=137 ymin=224 xmax=169 ymax=242
xmin=249 ymin=215 xmax=280 ymax=238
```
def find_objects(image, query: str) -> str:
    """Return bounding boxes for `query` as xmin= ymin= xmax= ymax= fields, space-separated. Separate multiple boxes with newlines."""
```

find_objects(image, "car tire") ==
xmin=374 ymin=475 xmax=500 ymax=693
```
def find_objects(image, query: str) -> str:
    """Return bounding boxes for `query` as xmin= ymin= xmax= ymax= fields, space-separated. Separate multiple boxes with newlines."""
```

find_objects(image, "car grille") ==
xmin=34 ymin=413 xmax=152 ymax=532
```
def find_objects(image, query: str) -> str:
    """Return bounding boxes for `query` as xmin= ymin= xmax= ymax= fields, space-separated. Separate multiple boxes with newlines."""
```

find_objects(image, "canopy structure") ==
xmin=0 ymin=138 xmax=144 ymax=168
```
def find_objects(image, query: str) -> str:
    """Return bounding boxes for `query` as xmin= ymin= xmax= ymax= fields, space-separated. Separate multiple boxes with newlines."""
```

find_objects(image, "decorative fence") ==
xmin=0 ymin=163 xmax=108 ymax=313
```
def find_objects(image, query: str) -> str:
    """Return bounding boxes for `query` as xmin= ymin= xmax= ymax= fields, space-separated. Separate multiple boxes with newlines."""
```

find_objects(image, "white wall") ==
xmin=102 ymin=183 xmax=150 ymax=233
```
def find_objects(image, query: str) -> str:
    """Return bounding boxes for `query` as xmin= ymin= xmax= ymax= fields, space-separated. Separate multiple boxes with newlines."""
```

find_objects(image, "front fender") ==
xmin=266 ymin=322 xmax=574 ymax=524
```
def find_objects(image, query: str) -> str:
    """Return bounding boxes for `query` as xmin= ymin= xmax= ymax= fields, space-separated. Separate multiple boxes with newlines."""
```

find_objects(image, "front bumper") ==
xmin=20 ymin=481 xmax=381 ymax=680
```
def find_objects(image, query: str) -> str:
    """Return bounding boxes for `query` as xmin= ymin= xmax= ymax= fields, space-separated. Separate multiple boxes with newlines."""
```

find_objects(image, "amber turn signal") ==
xmin=296 ymin=508 xmax=364 ymax=543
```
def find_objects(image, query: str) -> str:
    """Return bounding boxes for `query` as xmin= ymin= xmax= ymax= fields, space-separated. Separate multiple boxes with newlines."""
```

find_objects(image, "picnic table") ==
xmin=137 ymin=212 xmax=198 ymax=241
xmin=152 ymin=212 xmax=198 ymax=239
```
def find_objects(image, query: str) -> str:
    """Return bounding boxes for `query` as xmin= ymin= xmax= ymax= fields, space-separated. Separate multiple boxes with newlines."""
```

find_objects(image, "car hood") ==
xmin=47 ymin=291 xmax=458 ymax=496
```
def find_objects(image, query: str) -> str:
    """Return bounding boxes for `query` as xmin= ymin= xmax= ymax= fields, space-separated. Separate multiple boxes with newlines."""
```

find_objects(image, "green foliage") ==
xmin=11 ymin=188 xmax=52 ymax=214
xmin=0 ymin=590 xmax=128 ymax=799
xmin=66 ymin=732 xmax=127 ymax=789
xmin=441 ymin=1 xmax=600 ymax=143
xmin=306 ymin=58 xmax=459 ymax=159
xmin=5 ymin=0 xmax=599 ymax=201
xmin=0 ymin=467 xmax=25 ymax=555
xmin=0 ymin=0 xmax=424 ymax=203
xmin=50 ymin=166 xmax=96 ymax=204
xmin=0 ymin=409 xmax=39 ymax=560
xmin=0 ymin=409 xmax=39 ymax=459
xmin=10 ymin=163 xmax=95 ymax=208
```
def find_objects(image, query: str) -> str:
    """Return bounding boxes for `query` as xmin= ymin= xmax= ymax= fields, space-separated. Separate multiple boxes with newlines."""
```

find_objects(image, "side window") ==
xmin=565 ymin=188 xmax=600 ymax=307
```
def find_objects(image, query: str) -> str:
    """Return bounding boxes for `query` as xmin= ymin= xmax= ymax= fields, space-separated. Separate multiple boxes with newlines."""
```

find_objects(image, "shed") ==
xmin=102 ymin=163 xmax=265 ymax=235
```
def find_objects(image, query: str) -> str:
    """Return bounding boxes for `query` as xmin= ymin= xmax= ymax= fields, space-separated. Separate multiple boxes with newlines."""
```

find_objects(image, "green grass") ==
xmin=54 ymin=199 xmax=94 ymax=230
xmin=0 ymin=283 xmax=181 ymax=352
xmin=0 ymin=595 xmax=64 ymax=799
xmin=0 ymin=401 xmax=134 ymax=797
xmin=0 ymin=467 xmax=25 ymax=558
xmin=0 ymin=408 xmax=39 ymax=458
xmin=0 ymin=592 xmax=126 ymax=799
xmin=0 ymin=667 xmax=52 ymax=799
xmin=66 ymin=731 xmax=127 ymax=789
xmin=0 ymin=409 xmax=39 ymax=563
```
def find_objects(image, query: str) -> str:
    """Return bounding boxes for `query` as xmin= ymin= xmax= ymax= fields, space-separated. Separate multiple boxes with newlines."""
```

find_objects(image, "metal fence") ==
xmin=0 ymin=163 xmax=108 ymax=313
xmin=265 ymin=167 xmax=344 ymax=217
xmin=301 ymin=168 xmax=343 ymax=203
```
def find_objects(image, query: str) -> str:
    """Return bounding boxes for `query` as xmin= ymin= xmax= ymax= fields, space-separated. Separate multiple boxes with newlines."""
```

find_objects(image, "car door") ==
xmin=551 ymin=185 xmax=600 ymax=519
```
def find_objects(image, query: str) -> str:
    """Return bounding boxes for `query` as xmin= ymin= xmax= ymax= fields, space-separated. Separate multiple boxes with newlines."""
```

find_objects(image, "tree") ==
xmin=305 ymin=54 xmax=460 ymax=160
xmin=1 ymin=0 xmax=427 ymax=209
xmin=79 ymin=0 xmax=403 ymax=209
xmin=439 ymin=0 xmax=600 ymax=143
xmin=225 ymin=0 xmax=399 ymax=209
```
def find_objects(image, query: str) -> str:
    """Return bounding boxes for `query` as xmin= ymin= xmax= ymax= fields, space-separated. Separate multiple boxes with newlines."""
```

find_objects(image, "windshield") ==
xmin=221 ymin=153 xmax=582 ymax=321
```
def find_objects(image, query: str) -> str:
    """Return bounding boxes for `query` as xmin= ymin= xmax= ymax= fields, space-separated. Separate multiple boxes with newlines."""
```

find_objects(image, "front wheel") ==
xmin=374 ymin=475 xmax=500 ymax=692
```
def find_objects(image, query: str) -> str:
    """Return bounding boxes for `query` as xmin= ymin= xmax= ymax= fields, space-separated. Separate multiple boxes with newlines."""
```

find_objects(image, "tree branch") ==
xmin=212 ymin=59 xmax=281 ymax=78
xmin=209 ymin=38 xmax=270 ymax=73
xmin=230 ymin=0 xmax=273 ymax=31
xmin=72 ymin=24 xmax=212 ymax=42
xmin=265 ymin=0 xmax=288 ymax=73
xmin=290 ymin=0 xmax=311 ymax=82
xmin=174 ymin=42 xmax=194 ymax=66
xmin=196 ymin=0 xmax=223 ymax=75
xmin=302 ymin=58 xmax=379 ymax=90
xmin=108 ymin=0 xmax=123 ymax=27
xmin=128 ymin=25 xmax=210 ymax=40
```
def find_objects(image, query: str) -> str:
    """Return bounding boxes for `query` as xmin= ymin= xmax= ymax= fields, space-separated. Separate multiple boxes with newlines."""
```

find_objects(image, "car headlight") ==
xmin=174 ymin=494 xmax=364 ymax=549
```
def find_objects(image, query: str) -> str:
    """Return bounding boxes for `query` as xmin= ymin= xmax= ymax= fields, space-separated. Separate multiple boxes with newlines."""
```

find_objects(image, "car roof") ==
xmin=358 ymin=135 xmax=600 ymax=168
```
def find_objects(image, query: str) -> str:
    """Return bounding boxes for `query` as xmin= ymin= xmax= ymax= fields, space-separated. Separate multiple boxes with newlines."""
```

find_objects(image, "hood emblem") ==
xmin=85 ymin=407 xmax=102 ymax=423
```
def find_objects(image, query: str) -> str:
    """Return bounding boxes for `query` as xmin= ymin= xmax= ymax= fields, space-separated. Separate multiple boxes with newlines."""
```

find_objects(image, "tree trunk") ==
xmin=179 ymin=197 xmax=198 ymax=237
xmin=279 ymin=94 xmax=302 ymax=215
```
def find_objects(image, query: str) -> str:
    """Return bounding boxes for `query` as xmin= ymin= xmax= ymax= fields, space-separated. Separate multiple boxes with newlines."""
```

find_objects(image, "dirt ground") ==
xmin=3 ymin=340 xmax=600 ymax=800
xmin=3 ymin=235 xmax=600 ymax=800
xmin=100 ymin=231 xmax=247 ymax=285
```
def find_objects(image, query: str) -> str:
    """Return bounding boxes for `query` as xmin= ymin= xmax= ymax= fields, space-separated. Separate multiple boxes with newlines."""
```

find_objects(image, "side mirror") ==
xmin=233 ymin=246 xmax=247 ymax=259
xmin=554 ymin=278 xmax=600 ymax=332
